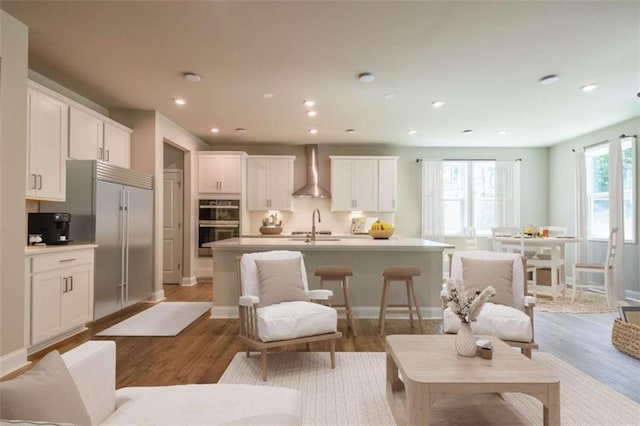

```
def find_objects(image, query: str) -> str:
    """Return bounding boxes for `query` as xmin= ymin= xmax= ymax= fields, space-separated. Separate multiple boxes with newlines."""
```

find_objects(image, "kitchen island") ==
xmin=204 ymin=237 xmax=452 ymax=319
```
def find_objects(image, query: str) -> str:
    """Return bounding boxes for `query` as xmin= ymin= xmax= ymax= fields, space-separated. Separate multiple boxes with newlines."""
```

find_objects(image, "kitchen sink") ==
xmin=288 ymin=238 xmax=341 ymax=242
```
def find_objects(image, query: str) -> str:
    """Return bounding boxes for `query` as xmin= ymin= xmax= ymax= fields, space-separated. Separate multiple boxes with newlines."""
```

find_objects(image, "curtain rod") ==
xmin=415 ymin=158 xmax=522 ymax=162
xmin=571 ymin=134 xmax=637 ymax=152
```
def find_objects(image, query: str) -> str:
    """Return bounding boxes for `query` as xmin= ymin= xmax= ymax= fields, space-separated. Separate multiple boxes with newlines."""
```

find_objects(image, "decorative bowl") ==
xmin=259 ymin=226 xmax=283 ymax=235
xmin=369 ymin=229 xmax=394 ymax=239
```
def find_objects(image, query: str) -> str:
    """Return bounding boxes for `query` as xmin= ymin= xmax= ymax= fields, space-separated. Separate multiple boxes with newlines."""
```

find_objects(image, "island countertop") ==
xmin=204 ymin=237 xmax=452 ymax=252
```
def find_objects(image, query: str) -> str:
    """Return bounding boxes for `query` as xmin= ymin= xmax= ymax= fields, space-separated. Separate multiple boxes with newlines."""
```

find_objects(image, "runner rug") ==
xmin=96 ymin=302 xmax=211 ymax=336
xmin=219 ymin=351 xmax=639 ymax=425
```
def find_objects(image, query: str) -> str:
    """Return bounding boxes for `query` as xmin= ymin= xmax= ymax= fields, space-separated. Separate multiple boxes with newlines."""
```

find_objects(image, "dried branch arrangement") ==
xmin=446 ymin=279 xmax=496 ymax=323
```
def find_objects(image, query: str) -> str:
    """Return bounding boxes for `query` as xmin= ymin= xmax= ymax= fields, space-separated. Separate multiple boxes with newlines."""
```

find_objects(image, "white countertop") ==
xmin=205 ymin=237 xmax=452 ymax=252
xmin=25 ymin=243 xmax=98 ymax=255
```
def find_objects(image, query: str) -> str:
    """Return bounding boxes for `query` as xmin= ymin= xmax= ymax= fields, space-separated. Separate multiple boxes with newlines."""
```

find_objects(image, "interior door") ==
xmin=94 ymin=180 xmax=124 ymax=320
xmin=163 ymin=170 xmax=183 ymax=284
xmin=125 ymin=185 xmax=154 ymax=305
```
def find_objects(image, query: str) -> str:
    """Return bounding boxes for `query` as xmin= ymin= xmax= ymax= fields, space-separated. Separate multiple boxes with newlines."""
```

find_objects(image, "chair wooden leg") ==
xmin=342 ymin=278 xmax=357 ymax=337
xmin=330 ymin=339 xmax=336 ymax=369
xmin=408 ymin=278 xmax=425 ymax=334
xmin=522 ymin=347 xmax=532 ymax=358
xmin=405 ymin=282 xmax=415 ymax=328
xmin=571 ymin=266 xmax=578 ymax=302
xmin=379 ymin=279 xmax=390 ymax=336
xmin=245 ymin=345 xmax=250 ymax=357
xmin=260 ymin=350 xmax=267 ymax=382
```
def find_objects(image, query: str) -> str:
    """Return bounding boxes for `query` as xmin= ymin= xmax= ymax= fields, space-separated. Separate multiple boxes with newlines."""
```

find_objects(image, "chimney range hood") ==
xmin=292 ymin=145 xmax=331 ymax=198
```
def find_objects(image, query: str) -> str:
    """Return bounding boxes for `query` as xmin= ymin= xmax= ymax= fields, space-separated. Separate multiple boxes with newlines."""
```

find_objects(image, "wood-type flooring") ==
xmin=16 ymin=282 xmax=640 ymax=403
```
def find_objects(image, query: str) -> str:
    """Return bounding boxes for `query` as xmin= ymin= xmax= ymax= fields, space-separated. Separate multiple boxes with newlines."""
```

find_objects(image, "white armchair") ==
xmin=442 ymin=250 xmax=538 ymax=358
xmin=236 ymin=251 xmax=342 ymax=381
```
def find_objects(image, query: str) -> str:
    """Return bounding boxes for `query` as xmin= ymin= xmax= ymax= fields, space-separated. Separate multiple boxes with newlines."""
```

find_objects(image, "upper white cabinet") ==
xmin=69 ymin=105 xmax=131 ymax=169
xmin=330 ymin=156 xmax=398 ymax=212
xmin=247 ymin=156 xmax=295 ymax=211
xmin=26 ymin=84 xmax=68 ymax=201
xmin=197 ymin=152 xmax=245 ymax=195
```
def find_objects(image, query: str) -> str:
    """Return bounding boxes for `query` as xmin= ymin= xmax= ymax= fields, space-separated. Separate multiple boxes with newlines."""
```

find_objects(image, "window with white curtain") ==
xmin=585 ymin=137 xmax=636 ymax=242
xmin=442 ymin=161 xmax=498 ymax=235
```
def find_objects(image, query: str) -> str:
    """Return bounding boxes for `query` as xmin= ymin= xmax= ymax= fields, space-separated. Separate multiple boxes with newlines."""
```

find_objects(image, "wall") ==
xmin=549 ymin=116 xmax=640 ymax=298
xmin=0 ymin=11 xmax=29 ymax=375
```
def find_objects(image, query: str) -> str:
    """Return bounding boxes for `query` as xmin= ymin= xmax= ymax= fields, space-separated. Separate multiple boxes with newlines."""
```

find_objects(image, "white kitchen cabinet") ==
xmin=197 ymin=152 xmax=245 ymax=195
xmin=330 ymin=157 xmax=378 ymax=212
xmin=247 ymin=156 xmax=295 ymax=211
xmin=69 ymin=105 xmax=131 ymax=169
xmin=26 ymin=247 xmax=94 ymax=349
xmin=26 ymin=85 xmax=68 ymax=201
xmin=378 ymin=158 xmax=398 ymax=212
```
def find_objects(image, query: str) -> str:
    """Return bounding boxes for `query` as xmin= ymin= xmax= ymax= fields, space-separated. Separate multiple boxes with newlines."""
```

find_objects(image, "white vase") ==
xmin=455 ymin=321 xmax=477 ymax=357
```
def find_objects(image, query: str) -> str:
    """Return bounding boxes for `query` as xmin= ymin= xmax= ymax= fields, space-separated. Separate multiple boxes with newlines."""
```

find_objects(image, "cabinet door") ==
xmin=378 ymin=158 xmax=397 ymax=212
xmin=351 ymin=159 xmax=378 ymax=211
xmin=28 ymin=89 xmax=68 ymax=201
xmin=69 ymin=106 xmax=102 ymax=161
xmin=197 ymin=155 xmax=220 ymax=193
xmin=61 ymin=264 xmax=93 ymax=329
xmin=104 ymin=122 xmax=131 ymax=168
xmin=218 ymin=155 xmax=242 ymax=193
xmin=331 ymin=159 xmax=354 ymax=211
xmin=268 ymin=158 xmax=294 ymax=211
xmin=31 ymin=270 xmax=63 ymax=344
xmin=247 ymin=157 xmax=269 ymax=210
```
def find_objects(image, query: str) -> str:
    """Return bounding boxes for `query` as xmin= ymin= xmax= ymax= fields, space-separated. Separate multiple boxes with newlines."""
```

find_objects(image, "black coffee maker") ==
xmin=28 ymin=213 xmax=71 ymax=245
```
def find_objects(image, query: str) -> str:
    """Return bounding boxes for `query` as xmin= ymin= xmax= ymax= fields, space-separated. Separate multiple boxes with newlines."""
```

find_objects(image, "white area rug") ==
xmin=96 ymin=302 xmax=211 ymax=336
xmin=219 ymin=351 xmax=640 ymax=426
xmin=535 ymin=291 xmax=627 ymax=313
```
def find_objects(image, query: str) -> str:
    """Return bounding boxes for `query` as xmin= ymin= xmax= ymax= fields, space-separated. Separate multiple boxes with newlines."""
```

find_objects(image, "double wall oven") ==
xmin=198 ymin=199 xmax=240 ymax=256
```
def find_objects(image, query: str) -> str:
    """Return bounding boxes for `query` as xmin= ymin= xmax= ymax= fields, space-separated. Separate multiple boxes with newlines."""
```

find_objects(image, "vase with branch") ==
xmin=446 ymin=279 xmax=496 ymax=357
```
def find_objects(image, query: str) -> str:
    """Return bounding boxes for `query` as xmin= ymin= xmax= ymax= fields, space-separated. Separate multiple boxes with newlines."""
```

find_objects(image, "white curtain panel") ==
xmin=421 ymin=160 xmax=444 ymax=242
xmin=608 ymin=138 xmax=625 ymax=301
xmin=574 ymin=150 xmax=588 ymax=269
xmin=494 ymin=160 xmax=521 ymax=227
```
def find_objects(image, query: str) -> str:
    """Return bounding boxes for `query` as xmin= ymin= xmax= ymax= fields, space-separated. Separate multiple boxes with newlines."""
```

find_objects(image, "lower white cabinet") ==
xmin=26 ymin=247 xmax=94 ymax=348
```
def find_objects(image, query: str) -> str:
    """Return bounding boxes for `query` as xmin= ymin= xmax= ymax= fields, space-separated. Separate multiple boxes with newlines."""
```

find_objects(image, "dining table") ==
xmin=493 ymin=235 xmax=583 ymax=299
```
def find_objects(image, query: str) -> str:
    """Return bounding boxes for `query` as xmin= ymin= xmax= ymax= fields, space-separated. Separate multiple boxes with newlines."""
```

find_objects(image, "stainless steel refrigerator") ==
xmin=41 ymin=160 xmax=154 ymax=320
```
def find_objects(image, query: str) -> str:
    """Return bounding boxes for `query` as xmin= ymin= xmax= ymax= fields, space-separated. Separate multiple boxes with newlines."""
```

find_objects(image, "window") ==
xmin=442 ymin=161 xmax=497 ymax=235
xmin=585 ymin=138 xmax=636 ymax=242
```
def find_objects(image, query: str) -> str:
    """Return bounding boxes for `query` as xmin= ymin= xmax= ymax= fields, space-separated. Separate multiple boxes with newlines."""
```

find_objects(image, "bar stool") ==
xmin=314 ymin=266 xmax=357 ymax=336
xmin=378 ymin=266 xmax=424 ymax=336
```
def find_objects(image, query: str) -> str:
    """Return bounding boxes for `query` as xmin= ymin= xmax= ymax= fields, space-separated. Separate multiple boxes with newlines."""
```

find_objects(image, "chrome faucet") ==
xmin=311 ymin=208 xmax=321 ymax=242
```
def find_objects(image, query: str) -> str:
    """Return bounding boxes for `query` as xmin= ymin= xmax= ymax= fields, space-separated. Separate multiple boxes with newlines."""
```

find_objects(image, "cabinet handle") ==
xmin=68 ymin=276 xmax=73 ymax=292
xmin=98 ymin=147 xmax=103 ymax=160
xmin=219 ymin=181 xmax=222 ymax=191
xmin=37 ymin=174 xmax=43 ymax=190
xmin=31 ymin=174 xmax=37 ymax=189
xmin=59 ymin=258 xmax=76 ymax=263
xmin=62 ymin=277 xmax=68 ymax=293
xmin=105 ymin=149 xmax=110 ymax=161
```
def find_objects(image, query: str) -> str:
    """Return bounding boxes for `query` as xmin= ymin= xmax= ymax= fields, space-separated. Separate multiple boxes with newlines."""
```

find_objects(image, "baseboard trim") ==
xmin=196 ymin=268 xmax=212 ymax=279
xmin=181 ymin=276 xmax=197 ymax=286
xmin=0 ymin=347 xmax=29 ymax=377
xmin=210 ymin=305 xmax=443 ymax=319
xmin=148 ymin=290 xmax=166 ymax=303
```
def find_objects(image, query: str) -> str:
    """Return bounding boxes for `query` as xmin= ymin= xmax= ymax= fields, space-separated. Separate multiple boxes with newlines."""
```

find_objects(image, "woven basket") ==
xmin=369 ymin=229 xmax=394 ymax=239
xmin=612 ymin=318 xmax=640 ymax=359
xmin=259 ymin=226 xmax=283 ymax=235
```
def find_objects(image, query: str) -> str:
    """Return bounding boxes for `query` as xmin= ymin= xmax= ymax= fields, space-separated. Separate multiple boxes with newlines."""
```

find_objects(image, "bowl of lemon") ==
xmin=369 ymin=220 xmax=394 ymax=239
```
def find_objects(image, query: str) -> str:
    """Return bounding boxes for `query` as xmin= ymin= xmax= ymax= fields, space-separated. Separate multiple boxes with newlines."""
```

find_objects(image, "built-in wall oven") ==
xmin=198 ymin=199 xmax=240 ymax=256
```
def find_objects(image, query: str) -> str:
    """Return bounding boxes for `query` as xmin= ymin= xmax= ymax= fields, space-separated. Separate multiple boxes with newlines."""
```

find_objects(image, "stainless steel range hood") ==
xmin=292 ymin=145 xmax=331 ymax=198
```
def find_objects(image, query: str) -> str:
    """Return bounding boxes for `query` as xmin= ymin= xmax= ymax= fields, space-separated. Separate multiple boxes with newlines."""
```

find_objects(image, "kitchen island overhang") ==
xmin=204 ymin=237 xmax=453 ymax=319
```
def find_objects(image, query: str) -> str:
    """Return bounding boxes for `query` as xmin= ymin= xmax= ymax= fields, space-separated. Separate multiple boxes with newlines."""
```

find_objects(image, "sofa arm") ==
xmin=240 ymin=295 xmax=260 ymax=306
xmin=62 ymin=340 xmax=116 ymax=425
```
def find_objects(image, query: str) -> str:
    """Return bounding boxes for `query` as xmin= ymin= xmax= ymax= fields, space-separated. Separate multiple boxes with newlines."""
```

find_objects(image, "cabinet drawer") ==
xmin=31 ymin=249 xmax=93 ymax=273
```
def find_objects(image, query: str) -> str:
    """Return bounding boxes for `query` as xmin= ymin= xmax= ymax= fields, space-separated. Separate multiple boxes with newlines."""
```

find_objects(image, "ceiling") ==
xmin=2 ymin=1 xmax=639 ymax=148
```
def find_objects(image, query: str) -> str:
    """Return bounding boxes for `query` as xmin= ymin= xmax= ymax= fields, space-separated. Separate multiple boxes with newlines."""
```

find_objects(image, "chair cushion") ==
xmin=461 ymin=257 xmax=514 ymax=307
xmin=241 ymin=251 xmax=309 ymax=297
xmin=103 ymin=384 xmax=302 ymax=425
xmin=0 ymin=350 xmax=92 ymax=426
xmin=255 ymin=258 xmax=309 ymax=307
xmin=443 ymin=302 xmax=533 ymax=343
xmin=257 ymin=301 xmax=337 ymax=342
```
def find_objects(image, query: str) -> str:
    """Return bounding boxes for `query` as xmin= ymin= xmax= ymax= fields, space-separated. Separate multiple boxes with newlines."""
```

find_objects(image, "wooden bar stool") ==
xmin=314 ymin=266 xmax=357 ymax=336
xmin=378 ymin=266 xmax=424 ymax=336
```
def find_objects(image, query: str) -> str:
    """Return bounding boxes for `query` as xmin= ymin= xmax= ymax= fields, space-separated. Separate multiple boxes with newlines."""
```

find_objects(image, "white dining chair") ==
xmin=572 ymin=228 xmax=618 ymax=306
xmin=464 ymin=226 xmax=478 ymax=250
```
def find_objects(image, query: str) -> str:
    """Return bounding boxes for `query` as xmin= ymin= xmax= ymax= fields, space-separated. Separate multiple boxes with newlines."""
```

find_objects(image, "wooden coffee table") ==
xmin=386 ymin=335 xmax=560 ymax=425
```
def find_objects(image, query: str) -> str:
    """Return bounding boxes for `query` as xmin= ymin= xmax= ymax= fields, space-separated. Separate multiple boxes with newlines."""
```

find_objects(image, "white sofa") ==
xmin=63 ymin=341 xmax=302 ymax=425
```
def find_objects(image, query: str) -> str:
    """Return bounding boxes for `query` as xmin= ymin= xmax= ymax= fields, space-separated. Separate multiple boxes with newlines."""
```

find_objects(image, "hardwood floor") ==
xmin=22 ymin=282 xmax=640 ymax=403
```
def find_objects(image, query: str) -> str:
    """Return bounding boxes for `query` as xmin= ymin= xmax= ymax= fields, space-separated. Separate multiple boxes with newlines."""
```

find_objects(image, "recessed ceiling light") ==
xmin=539 ymin=74 xmax=559 ymax=85
xmin=498 ymin=130 xmax=507 ymax=135
xmin=174 ymin=98 xmax=186 ymax=105
xmin=580 ymin=83 xmax=598 ymax=92
xmin=303 ymin=100 xmax=315 ymax=107
xmin=306 ymin=110 xmax=317 ymax=117
xmin=235 ymin=128 xmax=247 ymax=133
xmin=407 ymin=129 xmax=417 ymax=135
xmin=346 ymin=129 xmax=357 ymax=134
xmin=432 ymin=100 xmax=445 ymax=108
xmin=462 ymin=129 xmax=474 ymax=135
xmin=309 ymin=128 xmax=318 ymax=134
xmin=262 ymin=93 xmax=274 ymax=99
xmin=358 ymin=72 xmax=375 ymax=83
xmin=384 ymin=94 xmax=395 ymax=100
xmin=210 ymin=128 xmax=219 ymax=133
xmin=183 ymin=72 xmax=201 ymax=83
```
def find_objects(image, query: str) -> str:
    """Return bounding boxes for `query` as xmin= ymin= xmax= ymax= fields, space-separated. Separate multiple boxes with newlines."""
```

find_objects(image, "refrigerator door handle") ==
xmin=124 ymin=189 xmax=130 ymax=304
xmin=120 ymin=188 xmax=126 ymax=306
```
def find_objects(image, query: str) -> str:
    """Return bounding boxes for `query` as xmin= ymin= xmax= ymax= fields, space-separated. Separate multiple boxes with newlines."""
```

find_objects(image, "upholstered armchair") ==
xmin=441 ymin=250 xmax=538 ymax=357
xmin=236 ymin=250 xmax=342 ymax=381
